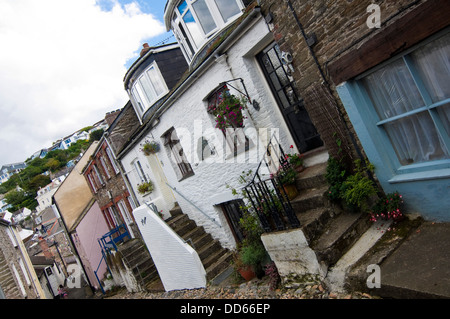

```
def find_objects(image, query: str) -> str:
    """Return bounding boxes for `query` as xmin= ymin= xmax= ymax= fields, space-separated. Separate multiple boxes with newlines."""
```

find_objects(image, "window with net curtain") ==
xmin=361 ymin=32 xmax=450 ymax=166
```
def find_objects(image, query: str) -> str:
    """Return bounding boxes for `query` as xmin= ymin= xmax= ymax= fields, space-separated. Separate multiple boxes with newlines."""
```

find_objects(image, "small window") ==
xmin=214 ymin=0 xmax=241 ymax=22
xmin=164 ymin=128 xmax=194 ymax=179
xmin=105 ymin=147 xmax=120 ymax=174
xmin=133 ymin=160 xmax=148 ymax=183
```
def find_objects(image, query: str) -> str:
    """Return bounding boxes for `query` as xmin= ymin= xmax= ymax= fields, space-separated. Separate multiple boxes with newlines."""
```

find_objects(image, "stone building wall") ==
xmin=258 ymin=0 xmax=421 ymax=164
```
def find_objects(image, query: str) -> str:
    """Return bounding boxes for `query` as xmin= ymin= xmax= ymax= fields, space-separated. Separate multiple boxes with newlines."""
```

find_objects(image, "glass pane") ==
xmin=285 ymin=86 xmax=298 ymax=105
xmin=383 ymin=111 xmax=449 ymax=165
xmin=362 ymin=58 xmax=424 ymax=120
xmin=133 ymin=86 xmax=147 ymax=112
xmin=138 ymin=75 xmax=156 ymax=104
xmin=146 ymin=67 xmax=165 ymax=96
xmin=192 ymin=0 xmax=216 ymax=34
xmin=177 ymin=0 xmax=188 ymax=15
xmin=276 ymin=66 xmax=289 ymax=87
xmin=183 ymin=9 xmax=204 ymax=48
xmin=411 ymin=32 xmax=450 ymax=103
xmin=278 ymin=91 xmax=290 ymax=109
xmin=269 ymin=72 xmax=282 ymax=91
xmin=267 ymin=48 xmax=281 ymax=70
xmin=261 ymin=54 xmax=273 ymax=72
xmin=214 ymin=0 xmax=240 ymax=22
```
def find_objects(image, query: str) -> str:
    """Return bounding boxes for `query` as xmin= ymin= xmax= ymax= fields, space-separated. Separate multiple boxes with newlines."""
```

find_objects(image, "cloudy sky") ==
xmin=0 ymin=0 xmax=171 ymax=165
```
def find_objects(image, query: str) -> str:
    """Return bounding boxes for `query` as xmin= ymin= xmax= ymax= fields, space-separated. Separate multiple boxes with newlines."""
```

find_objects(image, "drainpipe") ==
xmin=285 ymin=0 xmax=328 ymax=85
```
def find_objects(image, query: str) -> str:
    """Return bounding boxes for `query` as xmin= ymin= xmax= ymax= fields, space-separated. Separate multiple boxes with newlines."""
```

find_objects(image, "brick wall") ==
xmin=258 ymin=0 xmax=422 ymax=164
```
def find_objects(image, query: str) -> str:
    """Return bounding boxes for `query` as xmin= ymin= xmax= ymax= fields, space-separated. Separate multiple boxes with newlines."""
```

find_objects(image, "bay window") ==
xmin=171 ymin=0 xmax=243 ymax=62
xmin=130 ymin=62 xmax=168 ymax=117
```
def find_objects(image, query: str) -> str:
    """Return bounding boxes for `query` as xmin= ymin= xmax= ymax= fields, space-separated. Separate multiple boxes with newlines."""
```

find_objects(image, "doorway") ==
xmin=257 ymin=43 xmax=323 ymax=153
xmin=220 ymin=199 xmax=245 ymax=244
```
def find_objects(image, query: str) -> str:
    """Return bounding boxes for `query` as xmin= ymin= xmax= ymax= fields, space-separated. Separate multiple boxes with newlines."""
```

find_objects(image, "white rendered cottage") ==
xmin=119 ymin=0 xmax=325 ymax=251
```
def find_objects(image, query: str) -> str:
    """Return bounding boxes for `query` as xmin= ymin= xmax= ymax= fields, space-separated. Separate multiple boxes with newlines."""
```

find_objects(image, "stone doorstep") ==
xmin=325 ymin=219 xmax=394 ymax=293
xmin=312 ymin=211 xmax=371 ymax=267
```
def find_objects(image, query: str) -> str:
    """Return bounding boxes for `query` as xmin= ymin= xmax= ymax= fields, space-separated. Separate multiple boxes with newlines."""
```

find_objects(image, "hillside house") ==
xmin=53 ymin=141 xmax=110 ymax=291
xmin=0 ymin=162 xmax=27 ymax=185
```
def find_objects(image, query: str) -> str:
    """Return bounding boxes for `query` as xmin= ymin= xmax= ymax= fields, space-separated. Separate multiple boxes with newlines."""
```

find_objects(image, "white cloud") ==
xmin=0 ymin=0 xmax=166 ymax=164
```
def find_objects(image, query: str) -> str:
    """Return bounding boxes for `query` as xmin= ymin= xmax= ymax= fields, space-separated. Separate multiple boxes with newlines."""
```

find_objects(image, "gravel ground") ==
xmin=105 ymin=275 xmax=377 ymax=300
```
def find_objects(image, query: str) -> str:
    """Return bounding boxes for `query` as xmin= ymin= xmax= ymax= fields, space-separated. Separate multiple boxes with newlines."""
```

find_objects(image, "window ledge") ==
xmin=388 ymin=168 xmax=450 ymax=184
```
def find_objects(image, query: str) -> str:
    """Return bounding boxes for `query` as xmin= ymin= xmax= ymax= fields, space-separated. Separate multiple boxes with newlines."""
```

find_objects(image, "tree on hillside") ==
xmin=89 ymin=129 xmax=104 ymax=142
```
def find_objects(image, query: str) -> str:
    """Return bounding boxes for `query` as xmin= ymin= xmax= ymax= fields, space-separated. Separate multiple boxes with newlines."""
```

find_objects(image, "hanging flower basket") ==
xmin=208 ymin=92 xmax=247 ymax=131
xmin=137 ymin=181 xmax=154 ymax=195
xmin=141 ymin=141 xmax=160 ymax=155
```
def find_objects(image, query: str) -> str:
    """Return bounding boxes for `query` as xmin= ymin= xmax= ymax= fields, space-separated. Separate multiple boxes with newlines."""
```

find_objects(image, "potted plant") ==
xmin=232 ymin=251 xmax=256 ymax=281
xmin=276 ymin=166 xmax=298 ymax=200
xmin=286 ymin=153 xmax=305 ymax=173
xmin=137 ymin=180 xmax=154 ymax=195
xmin=141 ymin=141 xmax=160 ymax=155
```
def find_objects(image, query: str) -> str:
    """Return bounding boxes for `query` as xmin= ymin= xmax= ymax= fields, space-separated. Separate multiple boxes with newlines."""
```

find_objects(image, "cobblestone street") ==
xmin=105 ymin=275 xmax=377 ymax=300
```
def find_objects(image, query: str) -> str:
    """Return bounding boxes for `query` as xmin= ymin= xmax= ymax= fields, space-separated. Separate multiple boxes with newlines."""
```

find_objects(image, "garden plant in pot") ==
xmin=234 ymin=209 xmax=269 ymax=280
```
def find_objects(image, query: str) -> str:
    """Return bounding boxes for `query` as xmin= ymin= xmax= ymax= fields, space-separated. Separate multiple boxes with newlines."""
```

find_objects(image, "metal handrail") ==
xmin=243 ymin=134 xmax=300 ymax=232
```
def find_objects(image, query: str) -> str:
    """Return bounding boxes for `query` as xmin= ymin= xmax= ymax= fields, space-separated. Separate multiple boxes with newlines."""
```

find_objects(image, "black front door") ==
xmin=258 ymin=43 xmax=323 ymax=153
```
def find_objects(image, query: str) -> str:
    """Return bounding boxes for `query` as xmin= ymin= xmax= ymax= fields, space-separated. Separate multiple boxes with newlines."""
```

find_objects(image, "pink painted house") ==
xmin=53 ymin=141 xmax=111 ymax=291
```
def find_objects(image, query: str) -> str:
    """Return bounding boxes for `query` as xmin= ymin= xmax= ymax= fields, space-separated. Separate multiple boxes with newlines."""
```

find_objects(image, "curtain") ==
xmin=362 ymin=32 xmax=450 ymax=165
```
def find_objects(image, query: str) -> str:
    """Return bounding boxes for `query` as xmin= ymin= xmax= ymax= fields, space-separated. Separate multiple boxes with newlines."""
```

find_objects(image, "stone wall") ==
xmin=0 ymin=224 xmax=39 ymax=299
xmin=258 ymin=0 xmax=421 ymax=164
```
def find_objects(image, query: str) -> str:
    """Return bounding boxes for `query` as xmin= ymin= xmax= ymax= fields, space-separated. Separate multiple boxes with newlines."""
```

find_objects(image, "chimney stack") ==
xmin=140 ymin=43 xmax=151 ymax=57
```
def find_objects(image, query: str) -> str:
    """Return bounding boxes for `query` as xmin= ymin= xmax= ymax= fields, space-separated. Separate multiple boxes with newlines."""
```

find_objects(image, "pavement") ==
xmin=376 ymin=221 xmax=450 ymax=299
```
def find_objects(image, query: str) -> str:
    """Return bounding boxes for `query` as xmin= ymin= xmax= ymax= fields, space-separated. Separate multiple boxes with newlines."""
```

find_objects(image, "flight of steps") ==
xmin=118 ymin=239 xmax=160 ymax=290
xmin=290 ymin=162 xmax=372 ymax=279
xmin=166 ymin=205 xmax=233 ymax=282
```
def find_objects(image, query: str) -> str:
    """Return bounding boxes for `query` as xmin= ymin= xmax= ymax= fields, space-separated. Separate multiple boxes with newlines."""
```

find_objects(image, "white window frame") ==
xmin=105 ymin=147 xmax=120 ymax=174
xmin=99 ymin=156 xmax=111 ymax=180
xmin=133 ymin=159 xmax=149 ymax=184
xmin=130 ymin=62 xmax=168 ymax=117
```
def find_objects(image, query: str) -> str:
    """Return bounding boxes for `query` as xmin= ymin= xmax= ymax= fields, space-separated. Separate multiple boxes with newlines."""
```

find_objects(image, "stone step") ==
xmin=169 ymin=205 xmax=183 ymax=217
xmin=181 ymin=225 xmax=208 ymax=244
xmin=206 ymin=251 xmax=234 ymax=281
xmin=311 ymin=211 xmax=371 ymax=268
xmin=166 ymin=213 xmax=190 ymax=230
xmin=291 ymin=185 xmax=329 ymax=212
xmin=296 ymin=207 xmax=336 ymax=244
xmin=343 ymin=217 xmax=423 ymax=294
xmin=190 ymin=232 xmax=214 ymax=251
xmin=171 ymin=219 xmax=197 ymax=237
xmin=197 ymin=240 xmax=223 ymax=262
xmin=295 ymin=162 xmax=328 ymax=190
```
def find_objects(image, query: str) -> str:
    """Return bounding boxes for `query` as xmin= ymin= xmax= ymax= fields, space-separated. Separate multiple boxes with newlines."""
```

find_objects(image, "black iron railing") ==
xmin=243 ymin=135 xmax=300 ymax=233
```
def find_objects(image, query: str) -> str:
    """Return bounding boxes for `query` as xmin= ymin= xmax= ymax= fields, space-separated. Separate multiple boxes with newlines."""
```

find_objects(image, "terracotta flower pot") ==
xmin=239 ymin=266 xmax=256 ymax=281
xmin=283 ymin=184 xmax=298 ymax=200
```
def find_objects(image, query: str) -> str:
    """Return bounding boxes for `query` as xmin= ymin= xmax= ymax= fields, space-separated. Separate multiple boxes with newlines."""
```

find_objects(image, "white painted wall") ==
xmin=134 ymin=205 xmax=206 ymax=291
